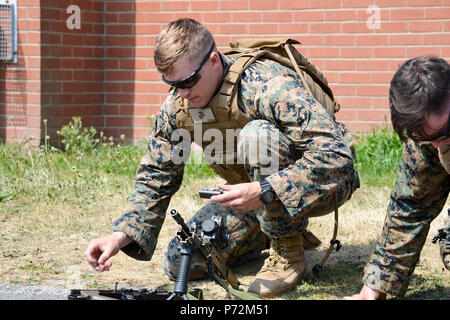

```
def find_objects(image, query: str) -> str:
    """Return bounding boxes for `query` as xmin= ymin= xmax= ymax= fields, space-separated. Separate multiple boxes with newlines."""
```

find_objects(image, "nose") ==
xmin=178 ymin=88 xmax=190 ymax=99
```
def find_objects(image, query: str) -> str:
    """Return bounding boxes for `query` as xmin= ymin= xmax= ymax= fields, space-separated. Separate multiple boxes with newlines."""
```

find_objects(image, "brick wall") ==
xmin=0 ymin=0 xmax=41 ymax=142
xmin=1 ymin=0 xmax=449 ymax=144
xmin=40 ymin=0 xmax=105 ymax=141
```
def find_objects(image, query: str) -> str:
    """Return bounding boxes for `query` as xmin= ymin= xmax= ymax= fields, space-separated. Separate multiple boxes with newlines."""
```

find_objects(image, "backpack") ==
xmin=224 ymin=38 xmax=340 ymax=119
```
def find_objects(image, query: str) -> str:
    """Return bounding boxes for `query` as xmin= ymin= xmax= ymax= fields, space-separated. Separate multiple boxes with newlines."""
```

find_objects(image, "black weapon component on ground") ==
xmin=431 ymin=209 xmax=450 ymax=270
xmin=68 ymin=286 xmax=202 ymax=300
xmin=68 ymin=208 xmax=261 ymax=300
xmin=167 ymin=208 xmax=245 ymax=300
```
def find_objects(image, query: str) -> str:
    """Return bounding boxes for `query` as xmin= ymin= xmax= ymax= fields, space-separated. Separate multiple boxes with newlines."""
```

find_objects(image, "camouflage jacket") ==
xmin=363 ymin=139 xmax=450 ymax=296
xmin=112 ymin=54 xmax=357 ymax=261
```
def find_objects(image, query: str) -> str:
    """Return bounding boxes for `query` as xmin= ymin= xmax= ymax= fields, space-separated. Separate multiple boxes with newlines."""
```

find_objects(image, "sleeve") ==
xmin=362 ymin=140 xmax=450 ymax=296
xmin=241 ymin=68 xmax=359 ymax=218
xmin=112 ymin=96 xmax=187 ymax=261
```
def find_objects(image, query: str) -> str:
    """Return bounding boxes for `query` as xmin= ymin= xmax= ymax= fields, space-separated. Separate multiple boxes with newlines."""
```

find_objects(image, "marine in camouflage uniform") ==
xmin=363 ymin=141 xmax=450 ymax=296
xmin=112 ymin=52 xmax=359 ymax=291
xmin=347 ymin=56 xmax=450 ymax=300
xmin=88 ymin=18 xmax=360 ymax=298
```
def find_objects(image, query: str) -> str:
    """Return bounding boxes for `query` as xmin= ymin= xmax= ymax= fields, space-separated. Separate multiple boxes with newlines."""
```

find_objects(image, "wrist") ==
xmin=111 ymin=231 xmax=133 ymax=248
xmin=259 ymin=178 xmax=277 ymax=204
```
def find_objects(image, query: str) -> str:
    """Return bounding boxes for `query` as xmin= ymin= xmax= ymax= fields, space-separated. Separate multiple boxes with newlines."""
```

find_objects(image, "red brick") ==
xmin=293 ymin=10 xmax=323 ymax=22
xmin=279 ymin=23 xmax=308 ymax=34
xmin=391 ymin=8 xmax=425 ymax=21
xmin=220 ymin=1 xmax=249 ymax=10
xmin=373 ymin=47 xmax=405 ymax=58
xmin=357 ymin=85 xmax=389 ymax=97
xmin=249 ymin=23 xmax=279 ymax=34
xmin=310 ymin=0 xmax=340 ymax=9
xmin=308 ymin=47 xmax=340 ymax=58
xmin=425 ymin=7 xmax=450 ymax=20
xmin=356 ymin=35 xmax=389 ymax=46
xmin=339 ymin=97 xmax=372 ymax=109
xmin=341 ymin=47 xmax=373 ymax=59
xmin=376 ymin=0 xmax=407 ymax=7
xmin=262 ymin=11 xmax=292 ymax=23
xmin=390 ymin=34 xmax=423 ymax=45
xmin=324 ymin=60 xmax=356 ymax=71
xmin=340 ymin=72 xmax=372 ymax=83
xmin=279 ymin=0 xmax=308 ymax=9
xmin=203 ymin=12 xmax=232 ymax=23
xmin=325 ymin=10 xmax=357 ymax=21
xmin=233 ymin=12 xmax=261 ymax=22
xmin=310 ymin=22 xmax=342 ymax=34
xmin=219 ymin=24 xmax=248 ymax=34
xmin=358 ymin=109 xmax=389 ymax=121
xmin=356 ymin=60 xmax=390 ymax=71
xmin=162 ymin=1 xmax=190 ymax=11
xmin=406 ymin=46 xmax=441 ymax=57
xmin=372 ymin=72 xmax=395 ymax=83
xmin=335 ymin=109 xmax=357 ymax=121
xmin=249 ymin=0 xmax=279 ymax=10
xmin=379 ymin=22 xmax=408 ymax=33
xmin=341 ymin=0 xmax=374 ymax=8
xmin=342 ymin=22 xmax=370 ymax=34
xmin=409 ymin=0 xmax=442 ymax=6
xmin=409 ymin=21 xmax=443 ymax=33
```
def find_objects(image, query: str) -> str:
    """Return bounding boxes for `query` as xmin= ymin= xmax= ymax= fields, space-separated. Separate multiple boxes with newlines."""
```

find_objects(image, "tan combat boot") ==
xmin=248 ymin=234 xmax=306 ymax=298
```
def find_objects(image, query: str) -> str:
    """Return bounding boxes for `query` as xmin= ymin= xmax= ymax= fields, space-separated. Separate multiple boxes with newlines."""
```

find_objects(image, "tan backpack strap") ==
xmin=312 ymin=192 xmax=341 ymax=275
xmin=283 ymin=44 xmax=314 ymax=97
xmin=284 ymin=43 xmax=340 ymax=114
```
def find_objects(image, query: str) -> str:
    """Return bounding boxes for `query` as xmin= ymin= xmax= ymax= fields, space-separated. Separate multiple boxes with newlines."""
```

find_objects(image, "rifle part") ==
xmin=431 ymin=208 xmax=450 ymax=270
xmin=198 ymin=187 xmax=226 ymax=199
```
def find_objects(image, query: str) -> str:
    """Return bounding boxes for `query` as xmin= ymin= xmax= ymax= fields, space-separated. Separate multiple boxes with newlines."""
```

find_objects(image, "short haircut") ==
xmin=389 ymin=56 xmax=450 ymax=141
xmin=154 ymin=18 xmax=215 ymax=75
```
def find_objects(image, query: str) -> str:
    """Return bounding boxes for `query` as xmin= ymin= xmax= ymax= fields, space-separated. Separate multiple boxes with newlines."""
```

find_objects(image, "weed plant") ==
xmin=0 ymin=117 xmax=216 ymax=212
xmin=354 ymin=126 xmax=403 ymax=187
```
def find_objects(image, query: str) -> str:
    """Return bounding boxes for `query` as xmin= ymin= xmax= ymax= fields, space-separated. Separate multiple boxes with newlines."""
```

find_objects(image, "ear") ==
xmin=210 ymin=51 xmax=221 ymax=70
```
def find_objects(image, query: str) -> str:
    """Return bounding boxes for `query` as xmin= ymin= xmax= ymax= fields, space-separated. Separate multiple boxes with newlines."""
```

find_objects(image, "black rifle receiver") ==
xmin=169 ymin=209 xmax=242 ymax=297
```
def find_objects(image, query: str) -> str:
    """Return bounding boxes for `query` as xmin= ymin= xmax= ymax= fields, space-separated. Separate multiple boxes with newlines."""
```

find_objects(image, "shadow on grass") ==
xmin=230 ymin=242 xmax=449 ymax=300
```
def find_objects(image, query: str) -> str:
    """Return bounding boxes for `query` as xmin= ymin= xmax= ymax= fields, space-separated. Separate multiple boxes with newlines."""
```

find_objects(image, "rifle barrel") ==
xmin=170 ymin=209 xmax=191 ymax=235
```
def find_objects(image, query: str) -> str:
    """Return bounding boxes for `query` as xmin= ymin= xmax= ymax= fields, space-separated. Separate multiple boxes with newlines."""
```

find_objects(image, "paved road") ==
xmin=0 ymin=283 xmax=70 ymax=300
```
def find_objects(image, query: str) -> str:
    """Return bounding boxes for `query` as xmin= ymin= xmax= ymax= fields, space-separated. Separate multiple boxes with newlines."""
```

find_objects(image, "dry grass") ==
xmin=0 ymin=174 xmax=449 ymax=300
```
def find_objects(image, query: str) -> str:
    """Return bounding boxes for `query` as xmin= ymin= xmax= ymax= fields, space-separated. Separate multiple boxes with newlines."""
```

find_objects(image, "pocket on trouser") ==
xmin=256 ymin=201 xmax=309 ymax=239
xmin=237 ymin=120 xmax=297 ymax=180
xmin=299 ymin=172 xmax=359 ymax=219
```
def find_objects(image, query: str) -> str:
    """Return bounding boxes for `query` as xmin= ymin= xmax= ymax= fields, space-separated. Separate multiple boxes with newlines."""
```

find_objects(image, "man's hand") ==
xmin=85 ymin=232 xmax=133 ymax=272
xmin=210 ymin=182 xmax=263 ymax=212
xmin=344 ymin=285 xmax=387 ymax=300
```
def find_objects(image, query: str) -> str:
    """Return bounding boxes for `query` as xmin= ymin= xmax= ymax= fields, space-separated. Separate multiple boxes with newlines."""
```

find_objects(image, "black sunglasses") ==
xmin=162 ymin=43 xmax=215 ymax=89
xmin=412 ymin=111 xmax=450 ymax=142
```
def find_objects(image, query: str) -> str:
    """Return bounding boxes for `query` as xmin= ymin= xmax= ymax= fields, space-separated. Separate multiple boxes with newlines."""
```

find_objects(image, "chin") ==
xmin=190 ymin=101 xmax=204 ymax=109
xmin=189 ymin=98 xmax=208 ymax=109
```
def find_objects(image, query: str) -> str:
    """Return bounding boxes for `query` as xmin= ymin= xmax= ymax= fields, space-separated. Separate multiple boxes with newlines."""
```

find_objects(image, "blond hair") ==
xmin=154 ymin=18 xmax=215 ymax=75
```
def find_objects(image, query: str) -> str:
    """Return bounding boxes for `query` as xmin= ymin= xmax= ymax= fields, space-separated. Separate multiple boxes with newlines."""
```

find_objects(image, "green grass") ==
xmin=354 ymin=126 xmax=403 ymax=187
xmin=1 ymin=117 xmax=404 ymax=198
xmin=1 ymin=118 xmax=404 ymax=216
xmin=6 ymin=118 xmax=440 ymax=300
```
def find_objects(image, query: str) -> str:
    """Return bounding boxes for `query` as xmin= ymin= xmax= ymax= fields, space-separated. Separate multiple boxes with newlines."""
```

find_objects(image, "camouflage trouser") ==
xmin=163 ymin=120 xmax=309 ymax=280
